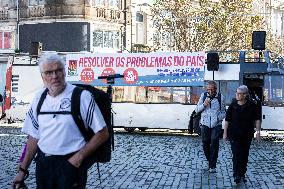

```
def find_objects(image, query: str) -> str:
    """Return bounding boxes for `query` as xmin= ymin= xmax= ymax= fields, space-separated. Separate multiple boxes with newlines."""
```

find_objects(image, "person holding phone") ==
xmin=195 ymin=81 xmax=226 ymax=173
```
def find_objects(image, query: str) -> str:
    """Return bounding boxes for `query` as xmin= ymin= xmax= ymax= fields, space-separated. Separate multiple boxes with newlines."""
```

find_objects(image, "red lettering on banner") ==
xmin=174 ymin=56 xmax=180 ymax=66
xmin=186 ymin=56 xmax=191 ymax=66
xmin=142 ymin=57 xmax=147 ymax=67
xmin=109 ymin=57 xmax=114 ymax=66
xmin=130 ymin=57 xmax=135 ymax=67
xmin=126 ymin=57 xmax=132 ymax=67
xmin=154 ymin=57 xmax=161 ymax=67
xmin=150 ymin=57 xmax=155 ymax=67
xmin=198 ymin=55 xmax=205 ymax=66
xmin=78 ymin=57 xmax=114 ymax=68
xmin=191 ymin=56 xmax=197 ymax=66
xmin=167 ymin=56 xmax=172 ymax=66
xmin=121 ymin=57 xmax=125 ymax=65
xmin=116 ymin=57 xmax=124 ymax=67
xmin=79 ymin=58 xmax=84 ymax=67
xmin=76 ymin=53 xmax=205 ymax=70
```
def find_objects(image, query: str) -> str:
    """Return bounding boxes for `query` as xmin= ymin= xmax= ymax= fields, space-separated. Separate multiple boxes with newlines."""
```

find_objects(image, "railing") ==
xmin=29 ymin=6 xmax=44 ymax=17
xmin=18 ymin=5 xmax=123 ymax=23
xmin=86 ymin=7 xmax=123 ymax=22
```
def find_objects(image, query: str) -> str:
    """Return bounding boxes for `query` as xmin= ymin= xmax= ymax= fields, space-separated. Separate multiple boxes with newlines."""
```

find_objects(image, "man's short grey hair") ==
xmin=207 ymin=81 xmax=217 ymax=89
xmin=38 ymin=53 xmax=65 ymax=72
xmin=237 ymin=85 xmax=249 ymax=94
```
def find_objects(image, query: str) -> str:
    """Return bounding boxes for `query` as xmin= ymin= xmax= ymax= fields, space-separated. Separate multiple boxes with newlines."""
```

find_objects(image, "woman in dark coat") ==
xmin=223 ymin=85 xmax=261 ymax=184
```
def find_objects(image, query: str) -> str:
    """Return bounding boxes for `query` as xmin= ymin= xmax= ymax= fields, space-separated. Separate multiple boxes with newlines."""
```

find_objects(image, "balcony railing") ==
xmin=16 ymin=5 xmax=123 ymax=23
xmin=85 ymin=7 xmax=123 ymax=23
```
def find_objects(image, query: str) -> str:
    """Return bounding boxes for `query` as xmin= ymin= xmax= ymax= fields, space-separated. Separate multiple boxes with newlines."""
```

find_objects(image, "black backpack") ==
xmin=188 ymin=92 xmax=222 ymax=135
xmin=36 ymin=84 xmax=113 ymax=165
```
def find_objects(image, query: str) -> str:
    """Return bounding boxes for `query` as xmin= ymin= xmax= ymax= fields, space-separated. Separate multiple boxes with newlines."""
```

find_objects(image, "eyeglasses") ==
xmin=42 ymin=68 xmax=64 ymax=77
xmin=236 ymin=92 xmax=245 ymax=95
xmin=207 ymin=88 xmax=216 ymax=91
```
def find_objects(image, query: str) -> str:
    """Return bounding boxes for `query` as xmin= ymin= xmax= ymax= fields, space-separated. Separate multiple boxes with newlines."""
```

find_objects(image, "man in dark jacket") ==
xmin=223 ymin=85 xmax=261 ymax=184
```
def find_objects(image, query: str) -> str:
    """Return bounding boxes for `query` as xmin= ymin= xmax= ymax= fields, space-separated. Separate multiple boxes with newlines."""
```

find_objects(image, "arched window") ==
xmin=136 ymin=12 xmax=144 ymax=22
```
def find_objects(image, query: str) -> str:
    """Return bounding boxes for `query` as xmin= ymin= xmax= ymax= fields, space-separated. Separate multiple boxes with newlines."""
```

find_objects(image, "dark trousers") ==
xmin=35 ymin=149 xmax=88 ymax=189
xmin=230 ymin=138 xmax=252 ymax=178
xmin=201 ymin=125 xmax=222 ymax=168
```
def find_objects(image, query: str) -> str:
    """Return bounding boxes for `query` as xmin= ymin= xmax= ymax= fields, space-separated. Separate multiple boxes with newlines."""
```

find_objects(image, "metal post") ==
xmin=130 ymin=11 xmax=133 ymax=52
xmin=16 ymin=0 xmax=19 ymax=49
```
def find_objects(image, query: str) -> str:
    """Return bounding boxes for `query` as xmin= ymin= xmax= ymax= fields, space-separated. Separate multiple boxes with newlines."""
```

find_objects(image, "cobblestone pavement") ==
xmin=1 ymin=126 xmax=284 ymax=189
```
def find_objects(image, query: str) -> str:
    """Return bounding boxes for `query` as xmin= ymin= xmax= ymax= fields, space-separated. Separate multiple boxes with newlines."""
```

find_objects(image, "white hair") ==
xmin=207 ymin=80 xmax=217 ymax=89
xmin=38 ymin=53 xmax=65 ymax=72
xmin=237 ymin=85 xmax=249 ymax=94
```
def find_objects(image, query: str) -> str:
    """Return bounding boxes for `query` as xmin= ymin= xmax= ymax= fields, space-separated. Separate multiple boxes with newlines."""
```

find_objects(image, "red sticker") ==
xmin=123 ymin=68 xmax=138 ymax=84
xmin=80 ymin=68 xmax=94 ymax=83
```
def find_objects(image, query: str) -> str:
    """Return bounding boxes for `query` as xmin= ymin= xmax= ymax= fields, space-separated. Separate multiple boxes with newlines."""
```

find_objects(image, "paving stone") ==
xmin=1 ymin=126 xmax=284 ymax=188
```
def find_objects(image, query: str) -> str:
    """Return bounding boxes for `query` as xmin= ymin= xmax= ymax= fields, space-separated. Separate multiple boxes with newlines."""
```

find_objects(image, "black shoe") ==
xmin=241 ymin=176 xmax=247 ymax=183
xmin=234 ymin=176 xmax=241 ymax=184
xmin=0 ymin=113 xmax=6 ymax=120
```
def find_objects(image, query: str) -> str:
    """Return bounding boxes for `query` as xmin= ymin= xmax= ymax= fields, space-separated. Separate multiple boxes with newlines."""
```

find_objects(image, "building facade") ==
xmin=123 ymin=0 xmax=153 ymax=52
xmin=0 ymin=0 xmax=126 ymax=53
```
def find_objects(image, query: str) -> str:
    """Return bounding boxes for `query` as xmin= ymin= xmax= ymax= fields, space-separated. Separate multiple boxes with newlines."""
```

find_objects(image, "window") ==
xmin=218 ymin=81 xmax=239 ymax=105
xmin=93 ymin=0 xmax=120 ymax=7
xmin=95 ymin=0 xmax=105 ymax=6
xmin=104 ymin=31 xmax=113 ymax=48
xmin=153 ymin=32 xmax=160 ymax=46
xmin=109 ymin=82 xmax=241 ymax=105
xmin=0 ymin=32 xmax=12 ymax=49
xmin=161 ymin=31 xmax=171 ymax=48
xmin=113 ymin=31 xmax=119 ymax=49
xmin=136 ymin=13 xmax=144 ymax=22
xmin=263 ymin=75 xmax=284 ymax=107
xmin=109 ymin=0 xmax=119 ymax=8
xmin=1 ymin=0 xmax=10 ymax=6
xmin=93 ymin=30 xmax=119 ymax=49
xmin=93 ymin=31 xmax=103 ymax=47
xmin=190 ymin=86 xmax=204 ymax=104
xmin=135 ymin=12 xmax=146 ymax=45
xmin=111 ymin=86 xmax=204 ymax=104
xmin=29 ymin=0 xmax=44 ymax=6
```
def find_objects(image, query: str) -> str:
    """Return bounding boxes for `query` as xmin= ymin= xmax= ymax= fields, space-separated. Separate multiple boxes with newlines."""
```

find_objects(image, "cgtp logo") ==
xmin=68 ymin=60 xmax=78 ymax=76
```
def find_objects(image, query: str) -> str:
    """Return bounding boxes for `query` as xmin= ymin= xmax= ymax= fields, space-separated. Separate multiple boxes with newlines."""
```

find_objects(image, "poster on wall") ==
xmin=66 ymin=52 xmax=205 ymax=86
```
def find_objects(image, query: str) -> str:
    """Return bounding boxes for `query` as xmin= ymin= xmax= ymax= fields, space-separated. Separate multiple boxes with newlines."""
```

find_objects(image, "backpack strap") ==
xmin=37 ymin=88 xmax=72 ymax=115
xmin=71 ymin=86 xmax=93 ymax=142
xmin=217 ymin=93 xmax=222 ymax=111
xmin=36 ymin=88 xmax=49 ymax=116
